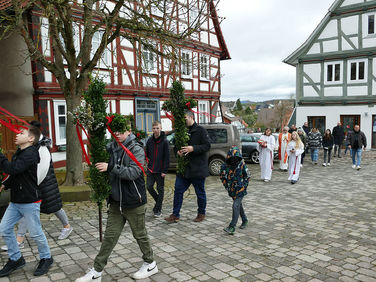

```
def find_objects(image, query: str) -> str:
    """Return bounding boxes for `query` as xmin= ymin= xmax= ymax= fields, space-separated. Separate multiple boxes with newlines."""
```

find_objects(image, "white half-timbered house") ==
xmin=0 ymin=0 xmax=230 ymax=165
xmin=284 ymin=0 xmax=376 ymax=149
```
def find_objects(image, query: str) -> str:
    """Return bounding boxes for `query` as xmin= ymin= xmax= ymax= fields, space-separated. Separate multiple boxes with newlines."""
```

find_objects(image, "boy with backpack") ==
xmin=220 ymin=146 xmax=250 ymax=235
xmin=0 ymin=125 xmax=53 ymax=277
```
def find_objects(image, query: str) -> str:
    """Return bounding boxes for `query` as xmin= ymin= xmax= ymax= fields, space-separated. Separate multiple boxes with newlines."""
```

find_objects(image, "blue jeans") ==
xmin=173 ymin=176 xmax=206 ymax=218
xmin=229 ymin=196 xmax=247 ymax=228
xmin=351 ymin=148 xmax=362 ymax=166
xmin=310 ymin=148 xmax=319 ymax=162
xmin=0 ymin=202 xmax=51 ymax=261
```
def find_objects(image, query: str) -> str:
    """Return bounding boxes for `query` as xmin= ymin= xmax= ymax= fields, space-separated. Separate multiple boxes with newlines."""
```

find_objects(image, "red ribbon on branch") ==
xmin=185 ymin=102 xmax=217 ymax=119
xmin=0 ymin=106 xmax=29 ymax=134
xmin=75 ymin=120 xmax=91 ymax=166
xmin=165 ymin=112 xmax=175 ymax=122
xmin=105 ymin=116 xmax=145 ymax=176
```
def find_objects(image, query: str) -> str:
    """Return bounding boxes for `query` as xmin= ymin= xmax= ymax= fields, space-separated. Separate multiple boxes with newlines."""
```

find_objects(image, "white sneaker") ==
xmin=75 ymin=268 xmax=102 ymax=282
xmin=352 ymin=165 xmax=356 ymax=169
xmin=300 ymin=164 xmax=303 ymax=168
xmin=263 ymin=179 xmax=270 ymax=182
xmin=322 ymin=163 xmax=326 ymax=167
xmin=58 ymin=226 xmax=73 ymax=240
xmin=1 ymin=241 xmax=24 ymax=251
xmin=356 ymin=165 xmax=361 ymax=170
xmin=132 ymin=261 xmax=158 ymax=280
xmin=327 ymin=163 xmax=330 ymax=166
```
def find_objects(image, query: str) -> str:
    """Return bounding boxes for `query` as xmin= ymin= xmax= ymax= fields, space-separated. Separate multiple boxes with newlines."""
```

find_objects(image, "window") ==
xmin=142 ymin=47 xmax=157 ymax=74
xmin=53 ymin=101 xmax=66 ymax=145
xmin=207 ymin=129 xmax=227 ymax=144
xmin=368 ymin=14 xmax=375 ymax=35
xmin=200 ymin=54 xmax=209 ymax=80
xmin=189 ymin=7 xmax=199 ymax=24
xmin=92 ymin=31 xmax=111 ymax=67
xmin=181 ymin=50 xmax=192 ymax=77
xmin=198 ymin=101 xmax=208 ymax=123
xmin=324 ymin=61 xmax=342 ymax=84
xmin=348 ymin=59 xmax=367 ymax=83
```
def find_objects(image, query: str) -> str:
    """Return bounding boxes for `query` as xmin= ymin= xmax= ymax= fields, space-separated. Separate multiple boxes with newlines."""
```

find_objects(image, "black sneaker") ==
xmin=239 ymin=220 xmax=248 ymax=229
xmin=34 ymin=257 xmax=53 ymax=276
xmin=223 ymin=226 xmax=235 ymax=235
xmin=0 ymin=256 xmax=26 ymax=277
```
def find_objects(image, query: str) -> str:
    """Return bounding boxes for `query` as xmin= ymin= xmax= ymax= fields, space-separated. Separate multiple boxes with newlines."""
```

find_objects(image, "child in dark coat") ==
xmin=220 ymin=146 xmax=250 ymax=235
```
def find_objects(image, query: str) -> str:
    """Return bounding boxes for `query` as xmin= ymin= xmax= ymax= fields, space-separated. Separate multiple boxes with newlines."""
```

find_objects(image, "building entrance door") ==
xmin=136 ymin=99 xmax=159 ymax=135
xmin=372 ymin=115 xmax=376 ymax=149
xmin=340 ymin=115 xmax=360 ymax=137
xmin=308 ymin=116 xmax=326 ymax=135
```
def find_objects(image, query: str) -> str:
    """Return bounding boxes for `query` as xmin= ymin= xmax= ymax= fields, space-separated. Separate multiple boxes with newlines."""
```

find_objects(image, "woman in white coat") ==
xmin=287 ymin=131 xmax=304 ymax=184
xmin=257 ymin=128 xmax=275 ymax=182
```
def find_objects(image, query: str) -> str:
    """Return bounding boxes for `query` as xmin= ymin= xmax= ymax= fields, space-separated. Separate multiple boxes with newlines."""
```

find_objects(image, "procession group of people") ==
xmin=257 ymin=122 xmax=368 ymax=184
xmin=0 ymin=111 xmax=369 ymax=281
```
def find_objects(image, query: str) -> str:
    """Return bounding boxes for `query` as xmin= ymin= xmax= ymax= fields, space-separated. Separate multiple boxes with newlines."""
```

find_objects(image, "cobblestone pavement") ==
xmin=0 ymin=151 xmax=375 ymax=282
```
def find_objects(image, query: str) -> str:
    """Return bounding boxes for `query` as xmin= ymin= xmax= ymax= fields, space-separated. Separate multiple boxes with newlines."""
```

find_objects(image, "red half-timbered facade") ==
xmin=0 ymin=0 xmax=230 ymax=164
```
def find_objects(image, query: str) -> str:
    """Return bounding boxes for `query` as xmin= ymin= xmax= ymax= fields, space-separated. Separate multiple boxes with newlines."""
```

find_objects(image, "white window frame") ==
xmin=181 ymin=50 xmax=192 ymax=78
xmin=92 ymin=31 xmax=112 ymax=68
xmin=198 ymin=101 xmax=209 ymax=124
xmin=142 ymin=45 xmax=158 ymax=74
xmin=324 ymin=61 xmax=343 ymax=85
xmin=200 ymin=54 xmax=209 ymax=80
xmin=348 ymin=59 xmax=368 ymax=83
xmin=366 ymin=13 xmax=376 ymax=36
xmin=53 ymin=101 xmax=67 ymax=146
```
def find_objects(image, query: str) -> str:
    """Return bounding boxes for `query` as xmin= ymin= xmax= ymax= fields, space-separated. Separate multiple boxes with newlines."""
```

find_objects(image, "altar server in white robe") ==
xmin=257 ymin=128 xmax=275 ymax=182
xmin=287 ymin=131 xmax=304 ymax=184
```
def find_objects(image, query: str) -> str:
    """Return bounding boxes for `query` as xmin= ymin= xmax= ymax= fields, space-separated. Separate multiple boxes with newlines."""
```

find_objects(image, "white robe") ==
xmin=287 ymin=141 xmax=304 ymax=181
xmin=279 ymin=133 xmax=289 ymax=170
xmin=257 ymin=135 xmax=275 ymax=181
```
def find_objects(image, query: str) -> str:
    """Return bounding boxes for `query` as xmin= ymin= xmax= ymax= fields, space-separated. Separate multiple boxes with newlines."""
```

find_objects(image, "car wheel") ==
xmin=208 ymin=157 xmax=225 ymax=176
xmin=250 ymin=150 xmax=260 ymax=164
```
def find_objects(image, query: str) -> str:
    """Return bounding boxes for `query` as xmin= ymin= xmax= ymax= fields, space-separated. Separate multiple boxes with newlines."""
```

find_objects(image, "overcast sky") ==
xmin=217 ymin=0 xmax=333 ymax=102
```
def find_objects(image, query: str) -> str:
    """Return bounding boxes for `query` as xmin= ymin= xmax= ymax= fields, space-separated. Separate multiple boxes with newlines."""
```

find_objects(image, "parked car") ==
xmin=240 ymin=133 xmax=279 ymax=164
xmin=166 ymin=123 xmax=241 ymax=176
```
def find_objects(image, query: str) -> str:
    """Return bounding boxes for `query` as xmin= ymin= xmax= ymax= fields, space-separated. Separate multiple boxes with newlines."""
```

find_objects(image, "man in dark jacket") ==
xmin=165 ymin=111 xmax=211 ymax=223
xmin=0 ymin=126 xmax=53 ymax=277
xmin=302 ymin=122 xmax=310 ymax=136
xmin=145 ymin=120 xmax=169 ymax=217
xmin=76 ymin=126 xmax=158 ymax=281
xmin=348 ymin=125 xmax=367 ymax=170
xmin=332 ymin=122 xmax=345 ymax=158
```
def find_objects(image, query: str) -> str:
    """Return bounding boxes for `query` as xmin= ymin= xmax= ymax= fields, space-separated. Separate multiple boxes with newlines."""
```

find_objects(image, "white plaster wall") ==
xmin=319 ymin=20 xmax=338 ymax=39
xmin=122 ymin=49 xmax=134 ymax=66
xmin=120 ymin=100 xmax=134 ymax=115
xmin=120 ymin=37 xmax=133 ymax=48
xmin=303 ymin=64 xmax=321 ymax=83
xmin=303 ymin=85 xmax=320 ymax=97
xmin=210 ymin=33 xmax=219 ymax=47
xmin=161 ymin=117 xmax=172 ymax=131
xmin=182 ymin=81 xmax=192 ymax=90
xmin=200 ymin=30 xmax=209 ymax=44
xmin=348 ymin=85 xmax=368 ymax=96
xmin=200 ymin=82 xmax=209 ymax=92
xmin=307 ymin=43 xmax=320 ymax=55
xmin=363 ymin=37 xmax=376 ymax=48
xmin=342 ymin=38 xmax=354 ymax=50
xmin=296 ymin=105 xmax=376 ymax=149
xmin=324 ymin=87 xmax=343 ymax=96
xmin=341 ymin=16 xmax=358 ymax=35
xmin=323 ymin=40 xmax=339 ymax=53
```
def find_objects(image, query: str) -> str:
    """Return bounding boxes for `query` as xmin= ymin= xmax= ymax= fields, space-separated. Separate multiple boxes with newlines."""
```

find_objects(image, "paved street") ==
xmin=0 ymin=152 xmax=375 ymax=281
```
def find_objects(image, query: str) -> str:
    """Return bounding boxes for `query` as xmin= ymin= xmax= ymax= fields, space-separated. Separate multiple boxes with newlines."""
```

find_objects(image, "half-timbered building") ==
xmin=284 ymin=0 xmax=376 ymax=148
xmin=0 ymin=0 xmax=230 ymax=164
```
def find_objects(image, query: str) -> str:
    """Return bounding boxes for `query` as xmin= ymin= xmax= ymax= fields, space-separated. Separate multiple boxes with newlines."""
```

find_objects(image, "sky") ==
xmin=217 ymin=0 xmax=334 ymax=102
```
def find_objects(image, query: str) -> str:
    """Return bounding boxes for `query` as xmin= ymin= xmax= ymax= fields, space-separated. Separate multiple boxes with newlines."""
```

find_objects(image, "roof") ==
xmin=283 ymin=0 xmax=343 ymax=66
xmin=209 ymin=0 xmax=231 ymax=60
xmin=0 ymin=0 xmax=12 ymax=10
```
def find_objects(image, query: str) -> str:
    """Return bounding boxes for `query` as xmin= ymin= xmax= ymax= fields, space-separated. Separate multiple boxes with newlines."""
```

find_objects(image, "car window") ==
xmin=241 ymin=135 xmax=253 ymax=142
xmin=207 ymin=128 xmax=228 ymax=144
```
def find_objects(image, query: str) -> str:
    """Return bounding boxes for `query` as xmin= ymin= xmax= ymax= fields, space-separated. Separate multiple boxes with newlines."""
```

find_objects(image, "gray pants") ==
xmin=333 ymin=144 xmax=342 ymax=157
xmin=17 ymin=208 xmax=69 ymax=237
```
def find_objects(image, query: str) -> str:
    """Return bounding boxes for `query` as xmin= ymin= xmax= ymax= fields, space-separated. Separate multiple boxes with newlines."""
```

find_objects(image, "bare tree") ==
xmin=0 ymin=0 xmax=215 ymax=185
xmin=272 ymin=100 xmax=293 ymax=130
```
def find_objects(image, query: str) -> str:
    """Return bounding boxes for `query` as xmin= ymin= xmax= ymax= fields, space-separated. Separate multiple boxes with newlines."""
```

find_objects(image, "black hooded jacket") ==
xmin=146 ymin=131 xmax=170 ymax=174
xmin=0 ymin=146 xmax=41 ymax=203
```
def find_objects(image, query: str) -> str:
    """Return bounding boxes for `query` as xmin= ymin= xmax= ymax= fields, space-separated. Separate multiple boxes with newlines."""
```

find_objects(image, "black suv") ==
xmin=166 ymin=123 xmax=241 ymax=176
